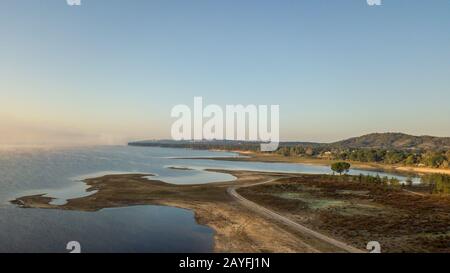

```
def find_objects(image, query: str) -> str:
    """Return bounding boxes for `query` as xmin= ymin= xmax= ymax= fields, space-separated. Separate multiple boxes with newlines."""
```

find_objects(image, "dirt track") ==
xmin=227 ymin=178 xmax=365 ymax=253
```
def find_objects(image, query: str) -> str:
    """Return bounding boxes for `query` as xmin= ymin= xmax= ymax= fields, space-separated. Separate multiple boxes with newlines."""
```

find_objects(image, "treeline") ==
xmin=338 ymin=172 xmax=450 ymax=195
xmin=331 ymin=172 xmax=402 ymax=188
xmin=129 ymin=140 xmax=450 ymax=169
xmin=276 ymin=146 xmax=450 ymax=168
xmin=356 ymin=173 xmax=401 ymax=187
xmin=129 ymin=140 xmax=262 ymax=151
xmin=422 ymin=174 xmax=450 ymax=195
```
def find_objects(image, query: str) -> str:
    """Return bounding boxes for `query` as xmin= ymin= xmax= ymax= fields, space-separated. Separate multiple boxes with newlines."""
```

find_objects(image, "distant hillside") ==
xmin=129 ymin=133 xmax=450 ymax=151
xmin=330 ymin=133 xmax=450 ymax=150
xmin=128 ymin=139 xmax=321 ymax=150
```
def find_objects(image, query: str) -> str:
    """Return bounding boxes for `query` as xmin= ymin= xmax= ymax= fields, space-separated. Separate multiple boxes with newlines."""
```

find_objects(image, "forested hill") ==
xmin=330 ymin=133 xmax=450 ymax=150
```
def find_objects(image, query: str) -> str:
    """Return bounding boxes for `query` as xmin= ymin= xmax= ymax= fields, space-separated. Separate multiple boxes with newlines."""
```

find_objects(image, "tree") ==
xmin=384 ymin=150 xmax=406 ymax=164
xmin=405 ymin=176 xmax=414 ymax=187
xmin=422 ymin=174 xmax=450 ymax=195
xmin=382 ymin=176 xmax=389 ymax=186
xmin=421 ymin=152 xmax=446 ymax=168
xmin=390 ymin=177 xmax=401 ymax=188
xmin=331 ymin=162 xmax=351 ymax=175
xmin=405 ymin=154 xmax=416 ymax=165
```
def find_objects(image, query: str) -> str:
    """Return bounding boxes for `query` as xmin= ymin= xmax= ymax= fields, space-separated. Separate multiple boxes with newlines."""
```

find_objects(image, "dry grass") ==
xmin=238 ymin=174 xmax=450 ymax=253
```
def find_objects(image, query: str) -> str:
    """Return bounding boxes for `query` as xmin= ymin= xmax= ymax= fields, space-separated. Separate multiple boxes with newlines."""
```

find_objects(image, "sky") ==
xmin=1 ymin=0 xmax=449 ymax=145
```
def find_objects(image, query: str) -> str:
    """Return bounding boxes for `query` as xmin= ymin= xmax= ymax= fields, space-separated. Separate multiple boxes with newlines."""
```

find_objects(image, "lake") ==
xmin=0 ymin=146 xmax=419 ymax=253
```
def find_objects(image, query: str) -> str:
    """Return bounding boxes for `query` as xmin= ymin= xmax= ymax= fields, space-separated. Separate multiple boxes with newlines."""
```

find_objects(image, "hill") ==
xmin=129 ymin=133 xmax=450 ymax=151
xmin=330 ymin=133 xmax=450 ymax=150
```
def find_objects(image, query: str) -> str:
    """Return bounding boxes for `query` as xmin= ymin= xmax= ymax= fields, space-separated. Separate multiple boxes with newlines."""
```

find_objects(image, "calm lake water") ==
xmin=0 ymin=146 xmax=419 ymax=253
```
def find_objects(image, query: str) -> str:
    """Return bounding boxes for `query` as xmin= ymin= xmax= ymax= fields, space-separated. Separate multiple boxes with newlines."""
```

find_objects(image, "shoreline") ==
xmin=12 ymin=171 xmax=332 ymax=253
xmin=11 ymin=167 xmax=450 ymax=252
xmin=183 ymin=150 xmax=450 ymax=176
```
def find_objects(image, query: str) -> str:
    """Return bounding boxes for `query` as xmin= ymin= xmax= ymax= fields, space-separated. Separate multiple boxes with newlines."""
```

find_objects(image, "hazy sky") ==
xmin=1 ymin=0 xmax=449 ymax=145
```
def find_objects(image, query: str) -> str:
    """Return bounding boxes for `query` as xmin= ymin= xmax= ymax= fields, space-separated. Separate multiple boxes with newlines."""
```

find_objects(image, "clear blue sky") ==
xmin=1 ymin=0 xmax=449 ymax=145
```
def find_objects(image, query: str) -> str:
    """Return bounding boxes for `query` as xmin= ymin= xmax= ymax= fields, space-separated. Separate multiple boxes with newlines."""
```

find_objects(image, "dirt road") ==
xmin=227 ymin=178 xmax=365 ymax=253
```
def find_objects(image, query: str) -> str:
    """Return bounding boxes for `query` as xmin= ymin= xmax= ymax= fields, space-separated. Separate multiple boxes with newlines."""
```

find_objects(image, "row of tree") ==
xmin=330 ymin=162 xmax=401 ymax=185
xmin=330 ymin=163 xmax=402 ymax=187
xmin=130 ymin=140 xmax=449 ymax=169
xmin=421 ymin=174 xmax=450 ymax=195
xmin=330 ymin=161 xmax=450 ymax=195
xmin=276 ymin=146 xmax=450 ymax=168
